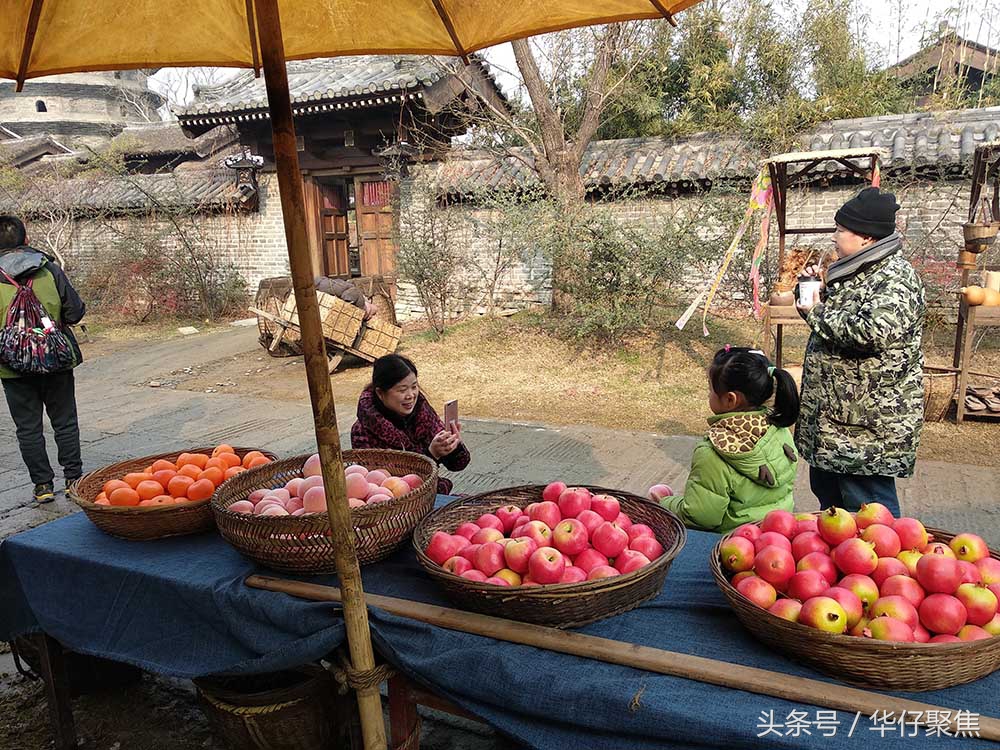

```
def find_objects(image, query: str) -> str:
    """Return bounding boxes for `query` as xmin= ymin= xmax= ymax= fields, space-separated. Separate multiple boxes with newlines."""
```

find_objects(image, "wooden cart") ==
xmin=251 ymin=286 xmax=402 ymax=373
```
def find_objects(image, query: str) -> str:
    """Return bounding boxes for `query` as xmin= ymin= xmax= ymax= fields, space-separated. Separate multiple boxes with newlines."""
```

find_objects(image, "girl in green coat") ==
xmin=655 ymin=347 xmax=801 ymax=533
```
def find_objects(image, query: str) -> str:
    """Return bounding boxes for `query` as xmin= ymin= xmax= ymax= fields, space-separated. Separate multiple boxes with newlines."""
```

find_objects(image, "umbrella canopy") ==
xmin=2 ymin=0 xmax=700 ymax=83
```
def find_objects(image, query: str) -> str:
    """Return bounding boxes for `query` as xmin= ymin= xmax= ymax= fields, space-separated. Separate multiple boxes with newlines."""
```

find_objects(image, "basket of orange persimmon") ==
xmin=70 ymin=445 xmax=276 ymax=541
xmin=711 ymin=505 xmax=1000 ymax=691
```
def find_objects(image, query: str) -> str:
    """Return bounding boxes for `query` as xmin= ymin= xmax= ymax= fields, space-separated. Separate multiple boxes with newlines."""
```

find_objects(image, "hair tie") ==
xmin=724 ymin=344 xmax=731 ymax=353
xmin=767 ymin=366 xmax=776 ymax=377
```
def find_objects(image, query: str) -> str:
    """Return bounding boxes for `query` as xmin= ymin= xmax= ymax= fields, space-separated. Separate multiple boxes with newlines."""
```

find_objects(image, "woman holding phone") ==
xmin=350 ymin=354 xmax=470 ymax=494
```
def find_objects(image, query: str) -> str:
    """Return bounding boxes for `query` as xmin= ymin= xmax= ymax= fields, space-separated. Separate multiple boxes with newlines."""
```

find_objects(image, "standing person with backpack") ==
xmin=0 ymin=216 xmax=86 ymax=503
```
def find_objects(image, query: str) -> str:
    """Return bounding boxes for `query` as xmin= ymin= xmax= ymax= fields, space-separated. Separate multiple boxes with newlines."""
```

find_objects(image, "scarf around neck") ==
xmin=825 ymin=232 xmax=901 ymax=286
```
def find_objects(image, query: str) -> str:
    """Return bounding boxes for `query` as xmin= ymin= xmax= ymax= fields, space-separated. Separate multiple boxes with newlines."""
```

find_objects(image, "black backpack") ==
xmin=0 ymin=269 xmax=77 ymax=375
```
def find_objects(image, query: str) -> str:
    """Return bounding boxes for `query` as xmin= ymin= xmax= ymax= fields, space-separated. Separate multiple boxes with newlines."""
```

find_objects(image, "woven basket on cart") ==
xmin=195 ymin=665 xmax=352 ymax=750
xmin=70 ymin=447 xmax=277 ymax=541
xmin=711 ymin=518 xmax=1000 ymax=691
xmin=413 ymin=486 xmax=686 ymax=628
xmin=922 ymin=366 xmax=958 ymax=423
xmin=212 ymin=449 xmax=437 ymax=573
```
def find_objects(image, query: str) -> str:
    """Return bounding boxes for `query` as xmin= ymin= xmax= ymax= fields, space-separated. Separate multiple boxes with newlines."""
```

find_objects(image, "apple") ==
xmin=442 ymin=556 xmax=472 ymax=576
xmin=817 ymin=507 xmax=857 ymax=546
xmin=552 ymin=518 xmax=589 ymax=557
xmin=754 ymin=532 xmax=792 ymax=554
xmin=869 ymin=596 xmax=919 ymax=630
xmin=832 ymin=538 xmax=878 ymax=576
xmin=958 ymin=624 xmax=993 ymax=641
xmin=592 ymin=521 xmax=629 ymax=559
xmin=614 ymin=550 xmax=651 ymax=574
xmin=494 ymin=568 xmax=522 ymax=587
xmin=848 ymin=616 xmax=870 ymax=637
xmin=768 ymin=599 xmax=802 ymax=622
xmin=982 ymin=612 xmax=1000 ymax=636
xmin=401 ymin=473 xmax=424 ymax=490
xmin=470 ymin=527 xmax=504 ymax=546
xmin=786 ymin=570 xmax=830 ymax=602
xmin=928 ymin=634 xmax=962 ymax=643
xmin=897 ymin=549 xmax=923 ymax=577
xmin=528 ymin=547 xmax=566 ymax=584
xmin=612 ymin=512 xmax=633 ymax=532
xmin=560 ymin=566 xmax=588 ymax=583
xmin=494 ymin=505 xmax=522 ymax=533
xmin=760 ymin=510 xmax=797 ymax=539
xmin=860 ymin=524 xmax=901 ymax=558
xmin=473 ymin=542 xmax=507 ymax=577
xmin=872 ymin=556 xmax=910 ymax=587
xmin=794 ymin=514 xmax=819 ymax=536
xmin=590 ymin=494 xmax=621 ymax=522
xmin=503 ymin=536 xmax=538 ymax=574
xmin=950 ymin=533 xmax=990 ymax=563
xmin=425 ymin=531 xmax=462 ymax=565
xmin=854 ymin=502 xmax=895 ymax=529
xmin=731 ymin=523 xmax=762 ymax=543
xmin=892 ymin=517 xmax=928 ymax=551
xmin=839 ymin=574 xmax=881 ymax=611
xmin=573 ymin=548 xmax=609 ymax=574
xmin=955 ymin=583 xmax=998 ymax=626
xmin=796 ymin=552 xmax=838 ymax=586
xmin=455 ymin=522 xmax=481 ymax=540
xmin=975 ymin=557 xmax=1000 ymax=584
xmin=629 ymin=535 xmax=664 ymax=561
xmin=880 ymin=575 xmax=926 ymax=609
xmin=957 ymin=560 xmax=982 ymax=585
xmin=528 ymin=501 xmax=562 ymax=530
xmin=799 ymin=596 xmax=848 ymax=634
xmin=521 ymin=520 xmax=553 ymax=548
xmin=731 ymin=571 xmax=756 ymax=586
xmin=647 ymin=484 xmax=674 ymax=502
xmin=483 ymin=576 xmax=511 ymax=587
xmin=923 ymin=542 xmax=956 ymax=559
xmin=736 ymin=576 xmax=777 ymax=608
xmin=791 ymin=532 xmax=830 ymax=561
xmin=627 ymin=524 xmax=655 ymax=542
xmin=557 ymin=488 xmax=591 ymax=519
xmin=918 ymin=593 xmax=967 ymax=635
xmin=541 ymin=481 xmax=567 ymax=503
xmin=476 ymin=513 xmax=504 ymax=532
xmin=915 ymin=554 xmax=962 ymax=594
xmin=461 ymin=569 xmax=488 ymax=582
xmin=458 ymin=543 xmax=481 ymax=563
xmin=865 ymin=616 xmax=914 ymax=642
xmin=576 ymin=509 xmax=604 ymax=537
xmin=754 ymin=546 xmax=795 ymax=586
xmin=912 ymin=622 xmax=931 ymax=643
xmin=822 ymin=587 xmax=864 ymax=629
xmin=449 ymin=534 xmax=471 ymax=551
xmin=587 ymin=565 xmax=621 ymax=581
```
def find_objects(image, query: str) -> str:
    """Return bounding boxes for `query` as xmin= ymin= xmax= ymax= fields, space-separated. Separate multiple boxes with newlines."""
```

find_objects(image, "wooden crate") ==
xmin=356 ymin=318 xmax=402 ymax=358
xmin=280 ymin=292 xmax=364 ymax=347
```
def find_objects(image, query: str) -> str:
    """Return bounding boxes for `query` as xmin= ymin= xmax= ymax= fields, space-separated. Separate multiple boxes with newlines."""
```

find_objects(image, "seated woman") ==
xmin=351 ymin=354 xmax=470 ymax=494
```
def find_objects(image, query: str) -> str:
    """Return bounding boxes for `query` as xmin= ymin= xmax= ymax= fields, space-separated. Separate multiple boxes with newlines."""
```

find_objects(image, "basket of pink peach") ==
xmin=710 ymin=505 xmax=1000 ymax=691
xmin=413 ymin=482 xmax=686 ymax=628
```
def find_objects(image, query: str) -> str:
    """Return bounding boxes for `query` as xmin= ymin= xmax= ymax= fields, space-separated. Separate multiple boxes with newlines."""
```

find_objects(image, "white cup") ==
xmin=798 ymin=278 xmax=822 ymax=307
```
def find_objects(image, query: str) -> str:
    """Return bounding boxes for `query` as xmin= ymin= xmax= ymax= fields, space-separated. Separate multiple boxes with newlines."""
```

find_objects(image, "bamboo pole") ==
xmin=246 ymin=575 xmax=1000 ymax=743
xmin=250 ymin=3 xmax=386 ymax=748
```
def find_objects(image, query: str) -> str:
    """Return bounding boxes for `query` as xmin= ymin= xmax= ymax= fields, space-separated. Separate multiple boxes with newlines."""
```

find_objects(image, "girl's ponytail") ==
xmin=768 ymin=367 xmax=800 ymax=427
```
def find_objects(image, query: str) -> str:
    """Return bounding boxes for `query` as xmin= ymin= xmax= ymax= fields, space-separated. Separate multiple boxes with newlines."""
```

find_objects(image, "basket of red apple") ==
xmin=212 ymin=448 xmax=437 ymax=573
xmin=413 ymin=483 xmax=686 ymax=628
xmin=711 ymin=505 xmax=1000 ymax=691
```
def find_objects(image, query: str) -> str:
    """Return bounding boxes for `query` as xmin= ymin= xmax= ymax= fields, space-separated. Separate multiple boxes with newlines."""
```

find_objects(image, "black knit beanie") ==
xmin=834 ymin=187 xmax=899 ymax=240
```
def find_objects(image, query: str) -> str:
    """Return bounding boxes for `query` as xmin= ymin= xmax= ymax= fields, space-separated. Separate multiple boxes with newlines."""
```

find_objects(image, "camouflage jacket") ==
xmin=795 ymin=240 xmax=925 ymax=478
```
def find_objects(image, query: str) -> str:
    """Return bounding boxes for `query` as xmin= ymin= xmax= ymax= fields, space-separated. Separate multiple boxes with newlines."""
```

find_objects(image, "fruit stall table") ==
xmin=2 ymin=503 xmax=999 ymax=750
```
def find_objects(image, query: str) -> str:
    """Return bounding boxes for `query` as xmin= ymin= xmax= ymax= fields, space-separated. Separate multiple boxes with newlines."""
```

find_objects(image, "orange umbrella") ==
xmin=2 ymin=2 xmax=703 ymax=747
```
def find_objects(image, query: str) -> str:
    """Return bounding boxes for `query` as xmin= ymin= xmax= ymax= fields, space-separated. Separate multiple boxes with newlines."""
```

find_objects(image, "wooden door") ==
xmin=319 ymin=182 xmax=350 ymax=277
xmin=356 ymin=179 xmax=397 ymax=281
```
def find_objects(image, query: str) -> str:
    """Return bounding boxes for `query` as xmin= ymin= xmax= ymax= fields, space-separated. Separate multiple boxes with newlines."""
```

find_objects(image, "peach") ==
xmin=228 ymin=500 xmax=255 ymax=514
xmin=285 ymin=498 xmax=304 ymax=513
xmin=348 ymin=497 xmax=367 ymax=508
xmin=345 ymin=473 xmax=370 ymax=499
xmin=248 ymin=489 xmax=268 ymax=503
xmin=344 ymin=464 xmax=369 ymax=478
xmin=284 ymin=478 xmax=304 ymax=498
xmin=302 ymin=453 xmax=322 ymax=477
xmin=381 ymin=477 xmax=411 ymax=498
xmin=302 ymin=486 xmax=328 ymax=513
xmin=300 ymin=475 xmax=324 ymax=493
xmin=367 ymin=470 xmax=389 ymax=485
xmin=270 ymin=488 xmax=291 ymax=503
xmin=291 ymin=508 xmax=308 ymax=516
xmin=260 ymin=505 xmax=290 ymax=516
xmin=401 ymin=473 xmax=424 ymax=490
xmin=366 ymin=495 xmax=391 ymax=504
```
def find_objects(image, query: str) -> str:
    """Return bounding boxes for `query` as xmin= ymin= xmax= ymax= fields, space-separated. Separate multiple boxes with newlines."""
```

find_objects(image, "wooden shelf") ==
xmin=952 ymin=299 xmax=1000 ymax=423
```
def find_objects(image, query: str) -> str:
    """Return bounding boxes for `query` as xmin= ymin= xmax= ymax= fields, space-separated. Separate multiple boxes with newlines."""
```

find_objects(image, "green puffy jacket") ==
xmin=659 ymin=410 xmax=797 ymax=533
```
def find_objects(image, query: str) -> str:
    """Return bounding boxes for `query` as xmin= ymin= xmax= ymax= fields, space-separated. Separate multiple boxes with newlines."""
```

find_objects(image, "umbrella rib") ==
xmin=430 ymin=0 xmax=470 ymax=64
xmin=648 ymin=0 xmax=679 ymax=27
xmin=15 ymin=0 xmax=45 ymax=91
xmin=244 ymin=0 xmax=262 ymax=77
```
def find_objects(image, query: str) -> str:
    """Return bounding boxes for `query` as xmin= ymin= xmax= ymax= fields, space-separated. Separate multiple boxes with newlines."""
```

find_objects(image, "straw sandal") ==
xmin=968 ymin=387 xmax=1000 ymax=412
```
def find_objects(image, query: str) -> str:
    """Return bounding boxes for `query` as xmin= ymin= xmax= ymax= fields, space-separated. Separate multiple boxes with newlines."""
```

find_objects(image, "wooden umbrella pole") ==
xmin=251 ymin=2 xmax=386 ymax=748
xmin=246 ymin=575 xmax=1000 ymax=743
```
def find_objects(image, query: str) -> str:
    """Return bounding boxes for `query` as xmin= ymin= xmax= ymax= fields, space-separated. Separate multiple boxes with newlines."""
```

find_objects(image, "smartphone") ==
xmin=443 ymin=400 xmax=458 ymax=434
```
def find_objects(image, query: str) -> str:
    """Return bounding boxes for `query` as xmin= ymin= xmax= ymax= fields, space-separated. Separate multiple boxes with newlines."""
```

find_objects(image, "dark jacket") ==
xmin=350 ymin=386 xmax=470 ymax=495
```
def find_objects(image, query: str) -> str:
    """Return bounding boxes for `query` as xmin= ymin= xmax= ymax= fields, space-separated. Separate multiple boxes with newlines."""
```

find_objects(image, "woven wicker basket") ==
xmin=711 ymin=519 xmax=1000 ymax=691
xmin=211 ymin=449 xmax=437 ymax=574
xmin=922 ymin=366 xmax=958 ymax=423
xmin=412 ymin=486 xmax=687 ymax=628
xmin=195 ymin=665 xmax=345 ymax=750
xmin=70 ymin=447 xmax=277 ymax=541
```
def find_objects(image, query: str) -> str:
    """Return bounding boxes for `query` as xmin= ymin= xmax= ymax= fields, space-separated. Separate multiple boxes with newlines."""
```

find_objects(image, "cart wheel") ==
xmin=327 ymin=353 xmax=344 ymax=374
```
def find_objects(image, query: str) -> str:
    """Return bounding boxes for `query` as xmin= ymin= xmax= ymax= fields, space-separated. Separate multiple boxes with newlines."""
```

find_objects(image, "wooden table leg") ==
xmin=956 ymin=304 xmax=976 ymax=423
xmin=388 ymin=674 xmax=420 ymax=750
xmin=33 ymin=634 xmax=77 ymax=750
xmin=775 ymin=324 xmax=784 ymax=369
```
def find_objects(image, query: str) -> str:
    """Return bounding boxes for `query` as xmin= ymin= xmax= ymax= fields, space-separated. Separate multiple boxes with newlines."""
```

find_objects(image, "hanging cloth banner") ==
xmin=871 ymin=162 xmax=881 ymax=188
xmin=676 ymin=169 xmax=773 ymax=335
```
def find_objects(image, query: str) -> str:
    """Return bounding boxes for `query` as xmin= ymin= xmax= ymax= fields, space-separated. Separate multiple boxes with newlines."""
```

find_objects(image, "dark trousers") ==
xmin=2 ymin=370 xmax=82 ymax=485
xmin=809 ymin=465 xmax=900 ymax=517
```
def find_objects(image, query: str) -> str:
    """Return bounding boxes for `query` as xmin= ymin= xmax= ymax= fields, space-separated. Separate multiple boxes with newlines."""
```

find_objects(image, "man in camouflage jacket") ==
xmin=795 ymin=188 xmax=925 ymax=516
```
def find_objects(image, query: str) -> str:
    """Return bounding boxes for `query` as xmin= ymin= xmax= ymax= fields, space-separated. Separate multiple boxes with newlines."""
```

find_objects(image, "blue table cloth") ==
xmin=2 ymin=499 xmax=998 ymax=749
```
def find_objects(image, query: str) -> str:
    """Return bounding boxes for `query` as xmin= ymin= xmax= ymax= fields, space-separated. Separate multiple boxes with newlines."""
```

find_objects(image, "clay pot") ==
xmin=769 ymin=291 xmax=795 ymax=306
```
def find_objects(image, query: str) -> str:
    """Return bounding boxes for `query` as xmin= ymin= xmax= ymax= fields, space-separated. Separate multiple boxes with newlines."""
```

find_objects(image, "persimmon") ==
xmin=136 ymin=480 xmax=165 ymax=501
xmin=216 ymin=452 xmax=242 ymax=469
xmin=186 ymin=479 xmax=215 ymax=502
xmin=151 ymin=459 xmax=177 ymax=472
xmin=167 ymin=475 xmax=195 ymax=497
xmin=138 ymin=499 xmax=160 ymax=507
xmin=246 ymin=456 xmax=271 ymax=469
xmin=95 ymin=492 xmax=108 ymax=503
xmin=197 ymin=467 xmax=225 ymax=487
xmin=177 ymin=464 xmax=202 ymax=480
xmin=94 ymin=498 xmax=111 ymax=506
xmin=152 ymin=469 xmax=177 ymax=487
xmin=143 ymin=465 xmax=155 ymax=475
xmin=102 ymin=479 xmax=130 ymax=496
xmin=177 ymin=452 xmax=208 ymax=469
xmin=109 ymin=487 xmax=141 ymax=507
xmin=224 ymin=466 xmax=246 ymax=479
xmin=205 ymin=457 xmax=228 ymax=472
xmin=242 ymin=451 xmax=265 ymax=469
xmin=123 ymin=472 xmax=153 ymax=489
xmin=152 ymin=495 xmax=173 ymax=505
xmin=212 ymin=444 xmax=236 ymax=457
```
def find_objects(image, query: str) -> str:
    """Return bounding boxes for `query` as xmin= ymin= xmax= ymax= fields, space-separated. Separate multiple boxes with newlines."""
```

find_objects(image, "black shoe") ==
xmin=33 ymin=482 xmax=55 ymax=504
